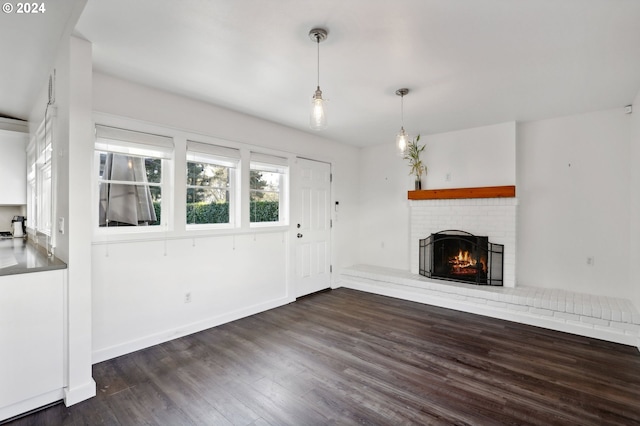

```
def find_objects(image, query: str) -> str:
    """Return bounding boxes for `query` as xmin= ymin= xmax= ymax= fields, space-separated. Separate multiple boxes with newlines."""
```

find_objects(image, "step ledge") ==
xmin=341 ymin=265 xmax=640 ymax=325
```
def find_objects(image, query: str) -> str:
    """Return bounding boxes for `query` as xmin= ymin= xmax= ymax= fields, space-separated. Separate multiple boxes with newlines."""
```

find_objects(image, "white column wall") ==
xmin=64 ymin=36 xmax=96 ymax=404
xmin=629 ymin=91 xmax=640 ymax=310
xmin=28 ymin=35 xmax=96 ymax=407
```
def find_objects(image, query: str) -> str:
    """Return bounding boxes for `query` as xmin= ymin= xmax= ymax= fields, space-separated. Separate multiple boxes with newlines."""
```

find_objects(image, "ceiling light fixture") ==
xmin=309 ymin=28 xmax=328 ymax=130
xmin=395 ymin=88 xmax=410 ymax=155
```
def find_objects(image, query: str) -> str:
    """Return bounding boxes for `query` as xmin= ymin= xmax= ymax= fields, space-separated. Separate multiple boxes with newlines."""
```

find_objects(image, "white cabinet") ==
xmin=0 ymin=269 xmax=65 ymax=421
xmin=0 ymin=128 xmax=27 ymax=205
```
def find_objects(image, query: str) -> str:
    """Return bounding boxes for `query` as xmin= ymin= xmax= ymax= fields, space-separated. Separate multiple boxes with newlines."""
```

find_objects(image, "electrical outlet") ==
xmin=184 ymin=292 xmax=192 ymax=303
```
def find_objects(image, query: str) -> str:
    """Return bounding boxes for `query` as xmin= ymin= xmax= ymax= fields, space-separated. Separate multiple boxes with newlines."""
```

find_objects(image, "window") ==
xmin=26 ymin=112 xmax=54 ymax=237
xmin=39 ymin=164 xmax=52 ymax=232
xmin=95 ymin=125 xmax=173 ymax=229
xmin=250 ymin=153 xmax=288 ymax=225
xmin=186 ymin=141 xmax=239 ymax=227
xmin=26 ymin=147 xmax=35 ymax=231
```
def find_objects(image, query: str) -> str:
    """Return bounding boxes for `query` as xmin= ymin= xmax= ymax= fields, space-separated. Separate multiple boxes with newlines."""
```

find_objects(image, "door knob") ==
xmin=297 ymin=233 xmax=303 ymax=238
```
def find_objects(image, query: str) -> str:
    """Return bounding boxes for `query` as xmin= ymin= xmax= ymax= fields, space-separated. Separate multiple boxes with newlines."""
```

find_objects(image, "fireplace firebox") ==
xmin=419 ymin=230 xmax=504 ymax=286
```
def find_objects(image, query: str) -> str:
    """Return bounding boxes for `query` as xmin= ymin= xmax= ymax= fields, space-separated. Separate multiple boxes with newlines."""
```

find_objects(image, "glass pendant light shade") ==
xmin=310 ymin=87 xmax=327 ymax=130
xmin=396 ymin=126 xmax=408 ymax=155
xmin=395 ymin=88 xmax=410 ymax=155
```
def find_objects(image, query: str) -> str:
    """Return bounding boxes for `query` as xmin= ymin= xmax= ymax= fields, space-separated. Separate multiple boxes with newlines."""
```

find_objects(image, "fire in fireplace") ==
xmin=419 ymin=230 xmax=504 ymax=286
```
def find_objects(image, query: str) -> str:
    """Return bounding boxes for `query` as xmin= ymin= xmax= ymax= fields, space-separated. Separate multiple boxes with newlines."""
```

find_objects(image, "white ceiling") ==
xmin=4 ymin=0 xmax=640 ymax=147
xmin=0 ymin=0 xmax=84 ymax=123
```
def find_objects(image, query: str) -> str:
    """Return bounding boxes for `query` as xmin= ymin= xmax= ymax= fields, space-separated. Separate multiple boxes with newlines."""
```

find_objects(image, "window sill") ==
xmin=249 ymin=222 xmax=288 ymax=229
xmin=92 ymin=226 xmax=289 ymax=245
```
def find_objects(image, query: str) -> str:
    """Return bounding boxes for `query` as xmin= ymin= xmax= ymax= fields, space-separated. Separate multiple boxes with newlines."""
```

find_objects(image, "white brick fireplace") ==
xmin=410 ymin=197 xmax=517 ymax=287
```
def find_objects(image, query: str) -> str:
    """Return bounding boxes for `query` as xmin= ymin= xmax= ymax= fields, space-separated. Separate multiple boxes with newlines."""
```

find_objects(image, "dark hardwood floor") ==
xmin=6 ymin=288 xmax=640 ymax=425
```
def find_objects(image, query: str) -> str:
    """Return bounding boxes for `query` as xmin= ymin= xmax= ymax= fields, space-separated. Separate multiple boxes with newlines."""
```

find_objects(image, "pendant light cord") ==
xmin=316 ymin=35 xmax=321 ymax=89
xmin=400 ymin=93 xmax=405 ymax=129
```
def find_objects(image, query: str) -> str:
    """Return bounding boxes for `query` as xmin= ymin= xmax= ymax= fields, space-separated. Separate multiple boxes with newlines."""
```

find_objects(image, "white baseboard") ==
xmin=92 ymin=296 xmax=294 ymax=364
xmin=331 ymin=277 xmax=343 ymax=289
xmin=0 ymin=389 xmax=64 ymax=422
xmin=64 ymin=379 xmax=97 ymax=406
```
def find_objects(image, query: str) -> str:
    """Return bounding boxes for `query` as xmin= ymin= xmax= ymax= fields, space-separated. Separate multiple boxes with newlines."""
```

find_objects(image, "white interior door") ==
xmin=293 ymin=158 xmax=331 ymax=298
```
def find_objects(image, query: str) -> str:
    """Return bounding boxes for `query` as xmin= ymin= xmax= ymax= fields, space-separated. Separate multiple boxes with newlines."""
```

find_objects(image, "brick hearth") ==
xmin=339 ymin=264 xmax=640 ymax=348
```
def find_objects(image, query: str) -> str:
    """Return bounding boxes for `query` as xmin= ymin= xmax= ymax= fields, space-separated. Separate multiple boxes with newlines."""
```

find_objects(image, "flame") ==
xmin=455 ymin=250 xmax=475 ymax=267
xmin=449 ymin=250 xmax=487 ymax=274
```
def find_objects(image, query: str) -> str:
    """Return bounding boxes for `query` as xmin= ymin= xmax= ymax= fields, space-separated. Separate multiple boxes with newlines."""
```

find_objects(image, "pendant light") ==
xmin=309 ymin=28 xmax=328 ymax=130
xmin=396 ymin=88 xmax=409 ymax=155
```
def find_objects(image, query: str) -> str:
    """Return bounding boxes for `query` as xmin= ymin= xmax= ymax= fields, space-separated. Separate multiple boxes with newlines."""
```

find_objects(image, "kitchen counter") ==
xmin=0 ymin=238 xmax=66 ymax=276
xmin=0 ymin=242 xmax=65 ymax=421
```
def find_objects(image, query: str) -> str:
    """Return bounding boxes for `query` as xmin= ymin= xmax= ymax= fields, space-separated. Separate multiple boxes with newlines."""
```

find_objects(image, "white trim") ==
xmin=63 ymin=379 xmax=97 ymax=407
xmin=0 ymin=117 xmax=28 ymax=133
xmin=94 ymin=146 xmax=172 ymax=235
xmin=0 ymin=389 xmax=64 ymax=422
xmin=249 ymin=155 xmax=289 ymax=227
xmin=91 ymin=112 xmax=298 ymax=238
xmin=91 ymin=226 xmax=289 ymax=245
xmin=185 ymin=147 xmax=238 ymax=227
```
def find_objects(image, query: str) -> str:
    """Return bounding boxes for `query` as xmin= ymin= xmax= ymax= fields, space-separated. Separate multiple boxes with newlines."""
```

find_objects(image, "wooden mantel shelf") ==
xmin=408 ymin=185 xmax=516 ymax=200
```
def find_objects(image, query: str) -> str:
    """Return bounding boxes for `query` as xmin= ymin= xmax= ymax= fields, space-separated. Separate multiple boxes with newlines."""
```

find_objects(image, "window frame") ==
xmin=249 ymin=153 xmax=289 ymax=228
xmin=185 ymin=141 xmax=240 ymax=230
xmin=94 ymin=124 xmax=174 ymax=235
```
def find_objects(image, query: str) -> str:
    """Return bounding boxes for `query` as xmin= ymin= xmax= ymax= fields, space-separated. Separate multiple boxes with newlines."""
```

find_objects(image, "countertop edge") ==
xmin=0 ymin=239 xmax=67 ymax=277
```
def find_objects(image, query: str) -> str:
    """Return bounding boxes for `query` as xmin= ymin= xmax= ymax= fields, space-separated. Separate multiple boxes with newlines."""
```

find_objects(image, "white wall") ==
xmin=517 ymin=108 xmax=633 ymax=301
xmin=91 ymin=73 xmax=360 ymax=361
xmin=92 ymin=233 xmax=289 ymax=360
xmin=357 ymin=122 xmax=516 ymax=270
xmin=357 ymin=142 xmax=412 ymax=270
xmin=629 ymin=91 xmax=640 ymax=309
xmin=425 ymin=122 xmax=516 ymax=189
xmin=0 ymin=130 xmax=27 ymax=205
xmin=0 ymin=206 xmax=26 ymax=231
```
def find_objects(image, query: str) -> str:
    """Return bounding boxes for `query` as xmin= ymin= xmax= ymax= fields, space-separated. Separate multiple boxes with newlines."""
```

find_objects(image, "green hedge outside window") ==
xmin=153 ymin=201 xmax=280 ymax=225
